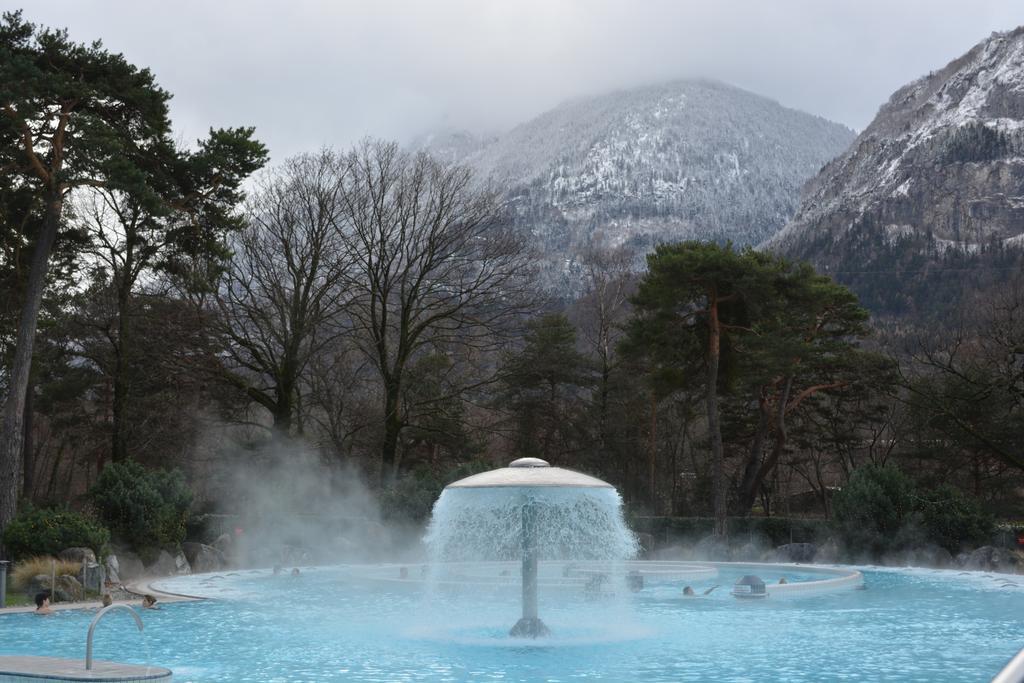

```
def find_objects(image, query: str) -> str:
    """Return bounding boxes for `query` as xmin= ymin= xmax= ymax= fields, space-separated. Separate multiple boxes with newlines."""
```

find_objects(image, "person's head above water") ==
xmin=682 ymin=586 xmax=695 ymax=596
xmin=291 ymin=568 xmax=300 ymax=576
xmin=142 ymin=594 xmax=158 ymax=609
xmin=34 ymin=591 xmax=50 ymax=609
xmin=101 ymin=593 xmax=113 ymax=607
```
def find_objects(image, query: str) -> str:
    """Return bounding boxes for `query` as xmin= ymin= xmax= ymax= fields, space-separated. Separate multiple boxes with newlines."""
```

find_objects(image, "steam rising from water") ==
xmin=424 ymin=486 xmax=638 ymax=562
xmin=204 ymin=437 xmax=425 ymax=565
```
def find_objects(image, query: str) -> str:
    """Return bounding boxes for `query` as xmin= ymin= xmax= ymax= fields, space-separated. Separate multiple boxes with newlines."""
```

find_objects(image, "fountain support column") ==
xmin=441 ymin=457 xmax=616 ymax=640
xmin=509 ymin=501 xmax=549 ymax=638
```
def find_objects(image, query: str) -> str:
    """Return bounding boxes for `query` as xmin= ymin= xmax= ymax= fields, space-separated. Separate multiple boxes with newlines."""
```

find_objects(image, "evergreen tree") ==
xmin=733 ymin=261 xmax=881 ymax=514
xmin=500 ymin=314 xmax=593 ymax=461
xmin=0 ymin=11 xmax=265 ymax=541
xmin=626 ymin=241 xmax=778 ymax=535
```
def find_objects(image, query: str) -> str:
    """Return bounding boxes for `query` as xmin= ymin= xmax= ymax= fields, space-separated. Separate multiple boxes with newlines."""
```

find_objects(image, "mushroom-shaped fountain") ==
xmin=427 ymin=457 xmax=635 ymax=638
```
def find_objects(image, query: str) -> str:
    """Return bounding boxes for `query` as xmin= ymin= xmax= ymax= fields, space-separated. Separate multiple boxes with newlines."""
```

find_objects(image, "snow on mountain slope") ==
xmin=770 ymin=27 xmax=1024 ymax=319
xmin=417 ymin=79 xmax=854 ymax=287
xmin=773 ymin=26 xmax=1024 ymax=254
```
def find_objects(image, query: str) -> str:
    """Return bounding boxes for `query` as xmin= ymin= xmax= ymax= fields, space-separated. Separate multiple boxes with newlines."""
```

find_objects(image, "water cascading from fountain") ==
xmin=424 ymin=458 xmax=638 ymax=638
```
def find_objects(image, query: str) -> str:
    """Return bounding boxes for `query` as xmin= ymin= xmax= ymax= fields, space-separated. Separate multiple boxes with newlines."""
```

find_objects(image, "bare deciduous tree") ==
xmin=337 ymin=141 xmax=537 ymax=483
xmin=216 ymin=151 xmax=349 ymax=433
xmin=574 ymin=242 xmax=635 ymax=461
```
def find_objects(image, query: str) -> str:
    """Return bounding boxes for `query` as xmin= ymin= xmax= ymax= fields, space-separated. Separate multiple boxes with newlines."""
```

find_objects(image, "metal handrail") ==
xmin=993 ymin=646 xmax=1024 ymax=683
xmin=85 ymin=604 xmax=144 ymax=670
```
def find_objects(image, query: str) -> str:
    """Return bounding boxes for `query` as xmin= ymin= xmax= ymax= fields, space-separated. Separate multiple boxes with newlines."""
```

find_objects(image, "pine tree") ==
xmin=0 ymin=11 xmax=265 ymax=542
xmin=500 ymin=314 xmax=593 ymax=461
xmin=626 ymin=241 xmax=778 ymax=535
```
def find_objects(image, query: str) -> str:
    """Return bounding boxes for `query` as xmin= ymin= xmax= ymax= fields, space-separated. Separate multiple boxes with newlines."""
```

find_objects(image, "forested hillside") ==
xmin=419 ymin=80 xmax=854 ymax=291
xmin=771 ymin=27 xmax=1024 ymax=320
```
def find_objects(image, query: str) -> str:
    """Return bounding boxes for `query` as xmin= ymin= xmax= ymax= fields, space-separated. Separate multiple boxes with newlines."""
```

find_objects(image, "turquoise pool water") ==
xmin=1 ymin=565 xmax=1021 ymax=682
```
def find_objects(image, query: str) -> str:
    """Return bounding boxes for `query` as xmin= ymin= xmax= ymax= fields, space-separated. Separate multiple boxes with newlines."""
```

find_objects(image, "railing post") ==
xmin=0 ymin=560 xmax=9 ymax=608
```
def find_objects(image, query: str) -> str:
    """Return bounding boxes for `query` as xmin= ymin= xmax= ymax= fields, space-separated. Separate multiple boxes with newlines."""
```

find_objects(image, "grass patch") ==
xmin=10 ymin=556 xmax=81 ymax=591
xmin=2 ymin=592 xmax=32 ymax=607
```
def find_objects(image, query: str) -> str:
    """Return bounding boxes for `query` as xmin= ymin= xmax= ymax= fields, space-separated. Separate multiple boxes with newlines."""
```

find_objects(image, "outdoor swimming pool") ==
xmin=1 ymin=564 xmax=1021 ymax=682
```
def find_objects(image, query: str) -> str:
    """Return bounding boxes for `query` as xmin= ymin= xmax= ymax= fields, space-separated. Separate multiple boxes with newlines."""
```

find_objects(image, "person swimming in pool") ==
xmin=682 ymin=585 xmax=719 ymax=596
xmin=34 ymin=592 xmax=53 ymax=615
xmin=142 ymin=594 xmax=160 ymax=610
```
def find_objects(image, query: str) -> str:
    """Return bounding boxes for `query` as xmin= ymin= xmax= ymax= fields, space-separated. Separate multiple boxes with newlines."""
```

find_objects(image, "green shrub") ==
xmin=90 ymin=460 xmax=193 ymax=552
xmin=832 ymin=464 xmax=918 ymax=556
xmin=2 ymin=505 xmax=110 ymax=561
xmin=833 ymin=465 xmax=996 ymax=558
xmin=918 ymin=485 xmax=995 ymax=553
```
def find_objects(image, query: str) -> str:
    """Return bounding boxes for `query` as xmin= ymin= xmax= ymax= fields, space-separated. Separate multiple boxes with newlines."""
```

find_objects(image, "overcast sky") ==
xmin=9 ymin=1 xmax=1024 ymax=161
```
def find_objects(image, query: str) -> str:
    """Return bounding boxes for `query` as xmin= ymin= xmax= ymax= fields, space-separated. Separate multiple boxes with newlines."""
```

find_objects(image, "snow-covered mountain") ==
xmin=771 ymin=28 xmax=1024 ymax=318
xmin=417 ymin=80 xmax=854 ymax=287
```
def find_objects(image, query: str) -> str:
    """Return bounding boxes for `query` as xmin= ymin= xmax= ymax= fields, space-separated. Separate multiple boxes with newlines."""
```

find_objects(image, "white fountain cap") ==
xmin=509 ymin=457 xmax=550 ymax=468
xmin=445 ymin=458 xmax=613 ymax=489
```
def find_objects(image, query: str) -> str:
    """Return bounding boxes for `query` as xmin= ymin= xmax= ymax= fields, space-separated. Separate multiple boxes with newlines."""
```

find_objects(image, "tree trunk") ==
xmin=736 ymin=394 xmax=771 ymax=515
xmin=737 ymin=377 xmax=794 ymax=515
xmin=706 ymin=292 xmax=727 ymax=537
xmin=596 ymin=352 xmax=611 ymax=464
xmin=111 ymin=314 xmax=130 ymax=463
xmin=21 ymin=381 xmax=34 ymax=501
xmin=381 ymin=381 xmax=402 ymax=486
xmin=273 ymin=381 xmax=294 ymax=434
xmin=648 ymin=392 xmax=657 ymax=508
xmin=110 ymin=253 xmax=135 ymax=463
xmin=816 ymin=457 xmax=831 ymax=519
xmin=0 ymin=192 xmax=63 ymax=548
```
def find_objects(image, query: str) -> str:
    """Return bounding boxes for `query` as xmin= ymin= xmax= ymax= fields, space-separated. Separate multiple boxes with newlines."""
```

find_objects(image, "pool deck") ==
xmin=0 ymin=656 xmax=171 ymax=681
xmin=0 ymin=578 xmax=198 ymax=615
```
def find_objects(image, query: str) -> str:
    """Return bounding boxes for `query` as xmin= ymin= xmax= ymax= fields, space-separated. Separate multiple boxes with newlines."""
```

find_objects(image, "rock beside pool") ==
xmin=956 ymin=546 xmax=1021 ymax=573
xmin=56 ymin=574 xmax=82 ymax=597
xmin=105 ymin=554 xmax=121 ymax=584
xmin=146 ymin=549 xmax=192 ymax=577
xmin=212 ymin=532 xmax=233 ymax=554
xmin=773 ymin=542 xmax=818 ymax=563
xmin=113 ymin=550 xmax=145 ymax=582
xmin=57 ymin=547 xmax=97 ymax=564
xmin=24 ymin=574 xmax=79 ymax=602
xmin=78 ymin=561 xmax=106 ymax=592
xmin=182 ymin=542 xmax=226 ymax=573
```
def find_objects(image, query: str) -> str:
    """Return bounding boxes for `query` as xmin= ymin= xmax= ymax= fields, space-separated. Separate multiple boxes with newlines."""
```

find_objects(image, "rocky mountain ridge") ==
xmin=417 ymin=80 xmax=855 ymax=289
xmin=771 ymin=27 xmax=1024 ymax=318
